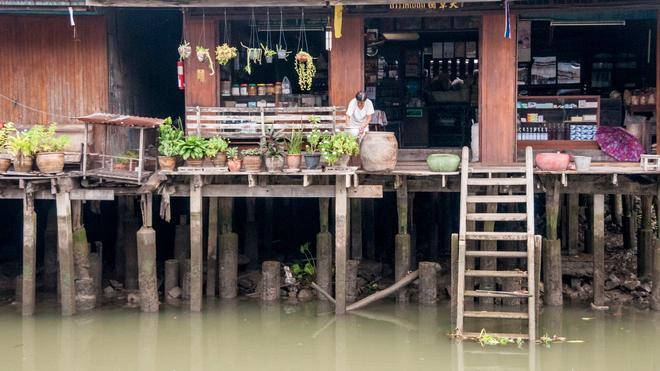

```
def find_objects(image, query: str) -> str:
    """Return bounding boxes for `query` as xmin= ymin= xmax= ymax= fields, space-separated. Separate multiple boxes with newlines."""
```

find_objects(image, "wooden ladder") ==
xmin=455 ymin=146 xmax=538 ymax=342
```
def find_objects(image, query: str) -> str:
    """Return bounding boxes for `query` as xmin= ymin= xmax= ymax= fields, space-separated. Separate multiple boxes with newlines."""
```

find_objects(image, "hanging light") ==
xmin=325 ymin=17 xmax=333 ymax=51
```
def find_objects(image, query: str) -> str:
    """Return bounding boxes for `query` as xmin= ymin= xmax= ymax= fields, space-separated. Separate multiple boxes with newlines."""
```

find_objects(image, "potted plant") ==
xmin=241 ymin=148 xmax=262 ymax=172
xmin=276 ymin=45 xmax=291 ymax=60
xmin=294 ymin=51 xmax=316 ymax=91
xmin=261 ymin=43 xmax=277 ymax=63
xmin=226 ymin=147 xmax=242 ymax=172
xmin=33 ymin=123 xmax=69 ymax=174
xmin=179 ymin=135 xmax=208 ymax=167
xmin=304 ymin=116 xmax=323 ymax=170
xmin=286 ymin=128 xmax=304 ymax=171
xmin=206 ymin=136 xmax=230 ymax=167
xmin=114 ymin=150 xmax=139 ymax=171
xmin=178 ymin=40 xmax=192 ymax=61
xmin=319 ymin=132 xmax=360 ymax=168
xmin=262 ymin=126 xmax=285 ymax=172
xmin=157 ymin=117 xmax=184 ymax=171
xmin=0 ymin=123 xmax=16 ymax=172
xmin=196 ymin=45 xmax=215 ymax=76
xmin=7 ymin=126 xmax=36 ymax=173
xmin=215 ymin=43 xmax=238 ymax=66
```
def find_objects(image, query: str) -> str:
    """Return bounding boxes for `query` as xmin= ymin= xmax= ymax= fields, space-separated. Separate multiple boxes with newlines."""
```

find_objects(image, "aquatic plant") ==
xmin=291 ymin=242 xmax=316 ymax=283
xmin=477 ymin=329 xmax=524 ymax=348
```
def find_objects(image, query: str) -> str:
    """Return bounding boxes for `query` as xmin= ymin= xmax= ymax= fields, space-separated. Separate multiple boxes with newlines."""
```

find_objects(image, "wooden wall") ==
xmin=657 ymin=11 xmax=659 ymax=155
xmin=479 ymin=14 xmax=517 ymax=164
xmin=329 ymin=15 xmax=364 ymax=108
xmin=0 ymin=14 xmax=108 ymax=141
xmin=183 ymin=15 xmax=218 ymax=108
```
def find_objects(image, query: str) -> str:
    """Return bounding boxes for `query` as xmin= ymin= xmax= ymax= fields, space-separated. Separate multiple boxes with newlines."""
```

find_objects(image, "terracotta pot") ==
xmin=286 ymin=154 xmax=302 ymax=170
xmin=113 ymin=162 xmax=128 ymax=171
xmin=228 ymin=158 xmax=242 ymax=172
xmin=242 ymin=155 xmax=262 ymax=172
xmin=36 ymin=152 xmax=65 ymax=174
xmin=333 ymin=155 xmax=351 ymax=168
xmin=304 ymin=153 xmax=321 ymax=169
xmin=158 ymin=156 xmax=177 ymax=171
xmin=212 ymin=153 xmax=228 ymax=167
xmin=360 ymin=131 xmax=398 ymax=171
xmin=426 ymin=154 xmax=460 ymax=172
xmin=0 ymin=158 xmax=10 ymax=172
xmin=185 ymin=158 xmax=204 ymax=167
xmin=265 ymin=156 xmax=284 ymax=172
xmin=535 ymin=152 xmax=571 ymax=171
xmin=13 ymin=156 xmax=33 ymax=173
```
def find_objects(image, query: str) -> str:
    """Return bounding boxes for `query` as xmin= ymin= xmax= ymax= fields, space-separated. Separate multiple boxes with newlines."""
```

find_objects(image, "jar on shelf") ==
xmin=240 ymin=83 xmax=249 ymax=96
xmin=266 ymin=83 xmax=275 ymax=95
xmin=248 ymin=83 xmax=257 ymax=96
xmin=231 ymin=84 xmax=240 ymax=96
xmin=274 ymin=82 xmax=282 ymax=95
xmin=257 ymin=83 xmax=266 ymax=96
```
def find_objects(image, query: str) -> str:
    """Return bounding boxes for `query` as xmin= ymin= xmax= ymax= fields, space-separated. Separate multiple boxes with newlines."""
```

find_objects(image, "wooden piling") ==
xmin=56 ymin=190 xmax=76 ymax=316
xmin=592 ymin=194 xmax=605 ymax=307
xmin=346 ymin=260 xmax=359 ymax=304
xmin=450 ymin=234 xmax=458 ymax=326
xmin=190 ymin=175 xmax=203 ymax=311
xmin=544 ymin=178 xmax=563 ymax=306
xmin=479 ymin=186 xmax=498 ymax=305
xmin=137 ymin=226 xmax=158 ymax=312
xmin=429 ymin=194 xmax=440 ymax=262
xmin=350 ymin=199 xmax=363 ymax=260
xmin=395 ymin=176 xmax=411 ymax=303
xmin=263 ymin=198 xmax=274 ymax=260
xmin=567 ymin=194 xmax=580 ymax=256
xmin=363 ymin=199 xmax=376 ymax=261
xmin=245 ymin=197 xmax=259 ymax=270
xmin=43 ymin=205 xmax=58 ymax=292
xmin=164 ymin=259 xmax=179 ymax=300
xmin=22 ymin=190 xmax=36 ymax=316
xmin=335 ymin=174 xmax=349 ymax=314
xmin=622 ymin=195 xmax=636 ymax=251
xmin=114 ymin=197 xmax=125 ymax=284
xmin=316 ymin=232 xmax=333 ymax=301
xmin=612 ymin=194 xmax=623 ymax=228
xmin=261 ymin=261 xmax=281 ymax=301
xmin=89 ymin=252 xmax=102 ymax=302
xmin=652 ymin=183 xmax=660 ymax=311
xmin=206 ymin=197 xmax=219 ymax=297
xmin=123 ymin=199 xmax=139 ymax=291
xmin=174 ymin=215 xmax=190 ymax=284
xmin=219 ymin=198 xmax=238 ymax=299
xmin=638 ymin=195 xmax=654 ymax=278
xmin=419 ymin=261 xmax=440 ymax=305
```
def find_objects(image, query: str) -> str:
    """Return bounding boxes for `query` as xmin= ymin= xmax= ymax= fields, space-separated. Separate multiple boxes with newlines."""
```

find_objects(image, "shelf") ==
xmin=629 ymin=104 xmax=656 ymax=114
xmin=518 ymin=107 xmax=598 ymax=110
xmin=517 ymin=140 xmax=599 ymax=150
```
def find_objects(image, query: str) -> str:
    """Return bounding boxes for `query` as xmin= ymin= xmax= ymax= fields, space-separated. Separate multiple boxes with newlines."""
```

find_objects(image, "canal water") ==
xmin=0 ymin=299 xmax=658 ymax=371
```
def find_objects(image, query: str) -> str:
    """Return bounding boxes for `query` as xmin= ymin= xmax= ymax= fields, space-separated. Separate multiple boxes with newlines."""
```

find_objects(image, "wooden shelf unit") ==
xmin=516 ymin=95 xmax=601 ymax=150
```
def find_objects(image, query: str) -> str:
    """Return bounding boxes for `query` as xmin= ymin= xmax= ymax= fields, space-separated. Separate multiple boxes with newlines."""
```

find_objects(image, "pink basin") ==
xmin=535 ymin=153 xmax=571 ymax=171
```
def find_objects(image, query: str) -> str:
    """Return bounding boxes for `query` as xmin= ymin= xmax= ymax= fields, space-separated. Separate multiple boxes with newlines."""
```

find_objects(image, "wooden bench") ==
xmin=185 ymin=106 xmax=347 ymax=140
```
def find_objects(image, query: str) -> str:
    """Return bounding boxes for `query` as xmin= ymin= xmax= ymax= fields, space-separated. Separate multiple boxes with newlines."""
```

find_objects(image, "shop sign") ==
xmin=389 ymin=2 xmax=463 ymax=10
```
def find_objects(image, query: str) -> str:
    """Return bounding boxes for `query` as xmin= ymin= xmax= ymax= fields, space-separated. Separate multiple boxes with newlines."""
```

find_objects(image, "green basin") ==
xmin=426 ymin=154 xmax=460 ymax=172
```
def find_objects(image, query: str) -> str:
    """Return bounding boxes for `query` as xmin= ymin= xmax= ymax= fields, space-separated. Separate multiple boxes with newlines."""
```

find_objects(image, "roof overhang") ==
xmin=85 ymin=0 xmax=500 ymax=7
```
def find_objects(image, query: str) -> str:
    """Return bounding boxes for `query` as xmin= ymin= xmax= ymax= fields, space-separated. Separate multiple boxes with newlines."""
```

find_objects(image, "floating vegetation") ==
xmin=477 ymin=329 xmax=525 ymax=348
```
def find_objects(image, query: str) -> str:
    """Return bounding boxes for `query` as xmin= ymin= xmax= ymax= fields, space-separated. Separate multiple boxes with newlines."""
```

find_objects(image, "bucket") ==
xmin=573 ymin=155 xmax=591 ymax=171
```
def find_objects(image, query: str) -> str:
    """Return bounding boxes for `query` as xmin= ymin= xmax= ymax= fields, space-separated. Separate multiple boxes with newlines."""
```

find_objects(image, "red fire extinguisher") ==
xmin=177 ymin=60 xmax=185 ymax=90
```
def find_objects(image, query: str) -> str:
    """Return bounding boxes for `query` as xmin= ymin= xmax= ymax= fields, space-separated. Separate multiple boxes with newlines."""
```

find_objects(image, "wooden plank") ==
xmin=329 ymin=15 xmax=364 ymax=107
xmin=467 ymin=195 xmax=527 ymax=203
xmin=335 ymin=175 xmax=349 ymax=314
xmin=22 ymin=191 xmax=36 ymax=316
xmin=171 ymin=184 xmax=383 ymax=199
xmin=464 ymin=311 xmax=528 ymax=319
xmin=56 ymin=191 xmax=76 ymax=316
xmin=464 ymin=270 xmax=527 ymax=278
xmin=466 ymin=213 xmax=527 ymax=222
xmin=465 ymin=251 xmax=528 ymax=258
xmin=467 ymin=178 xmax=527 ymax=186
xmin=464 ymin=290 xmax=531 ymax=298
xmin=189 ymin=175 xmax=203 ymax=311
xmin=183 ymin=16 xmax=218 ymax=108
xmin=465 ymin=232 xmax=528 ymax=241
xmin=461 ymin=332 xmax=530 ymax=341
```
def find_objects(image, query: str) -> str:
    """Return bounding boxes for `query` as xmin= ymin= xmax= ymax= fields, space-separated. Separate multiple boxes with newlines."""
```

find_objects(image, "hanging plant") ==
xmin=178 ymin=40 xmax=192 ymax=61
xmin=215 ymin=43 xmax=237 ymax=66
xmin=294 ymin=51 xmax=316 ymax=91
xmin=261 ymin=43 xmax=277 ymax=63
xmin=241 ymin=42 xmax=262 ymax=75
xmin=196 ymin=46 xmax=215 ymax=76
xmin=276 ymin=8 xmax=291 ymax=60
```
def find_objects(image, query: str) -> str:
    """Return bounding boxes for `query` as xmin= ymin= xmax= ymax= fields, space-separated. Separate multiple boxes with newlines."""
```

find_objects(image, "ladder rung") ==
xmin=461 ymin=332 xmax=530 ymax=340
xmin=464 ymin=270 xmax=528 ymax=278
xmin=465 ymin=232 xmax=528 ymax=241
xmin=465 ymin=250 xmax=529 ymax=258
xmin=464 ymin=311 xmax=529 ymax=320
xmin=467 ymin=195 xmax=527 ymax=204
xmin=466 ymin=213 xmax=527 ymax=222
xmin=467 ymin=178 xmax=527 ymax=186
xmin=464 ymin=290 xmax=531 ymax=298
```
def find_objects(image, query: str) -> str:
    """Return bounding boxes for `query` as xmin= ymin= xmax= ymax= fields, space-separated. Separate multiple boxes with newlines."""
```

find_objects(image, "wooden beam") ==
xmin=329 ymin=15 xmax=364 ymax=107
xmin=335 ymin=175 xmax=349 ymax=314
xmin=171 ymin=184 xmax=383 ymax=198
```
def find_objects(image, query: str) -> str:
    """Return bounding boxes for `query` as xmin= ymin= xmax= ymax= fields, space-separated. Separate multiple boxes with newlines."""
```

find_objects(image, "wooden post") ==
xmin=261 ymin=261 xmax=281 ymax=302
xmin=56 ymin=190 xmax=76 ymax=316
xmin=363 ymin=199 xmax=376 ymax=261
xmin=262 ymin=199 xmax=274 ymax=260
xmin=123 ymin=198 xmax=139 ymax=291
xmin=43 ymin=205 xmax=58 ymax=292
xmin=350 ymin=199 xmax=363 ymax=260
xmin=22 ymin=188 xmax=36 ymax=316
xmin=114 ymin=197 xmax=125 ymax=283
xmin=219 ymin=198 xmax=238 ymax=299
xmin=650 ymin=182 xmax=660 ymax=310
xmin=567 ymin=194 xmax=580 ymax=256
xmin=72 ymin=200 xmax=95 ymax=312
xmin=89 ymin=252 xmax=101 ymax=303
xmin=164 ymin=259 xmax=179 ymax=301
xmin=346 ymin=260 xmax=359 ymax=304
xmin=395 ymin=176 xmax=411 ymax=303
xmin=612 ymin=195 xmax=623 ymax=228
xmin=174 ymin=215 xmax=190 ymax=284
xmin=138 ymin=193 xmax=158 ymax=313
xmin=429 ymin=194 xmax=440 ymax=262
xmin=622 ymin=195 xmax=636 ymax=251
xmin=335 ymin=174 xmax=349 ymax=314
xmin=450 ymin=234 xmax=458 ymax=326
xmin=480 ymin=186 xmax=498 ymax=305
xmin=189 ymin=175 xmax=203 ymax=311
xmin=543 ymin=178 xmax=563 ymax=306
xmin=206 ymin=197 xmax=218 ymax=297
xmin=592 ymin=194 xmax=605 ymax=307
xmin=638 ymin=195 xmax=654 ymax=278
xmin=419 ymin=261 xmax=440 ymax=305
xmin=316 ymin=196 xmax=333 ymax=301
xmin=245 ymin=197 xmax=259 ymax=270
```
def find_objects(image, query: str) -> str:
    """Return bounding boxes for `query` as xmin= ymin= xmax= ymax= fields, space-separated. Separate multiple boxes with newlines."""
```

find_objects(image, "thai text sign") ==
xmin=389 ymin=2 xmax=463 ymax=10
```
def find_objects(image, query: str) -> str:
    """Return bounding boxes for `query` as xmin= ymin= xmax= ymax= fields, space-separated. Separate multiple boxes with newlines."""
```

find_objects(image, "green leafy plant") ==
xmin=241 ymin=148 xmax=262 ymax=157
xmin=7 ymin=130 xmax=36 ymax=158
xmin=261 ymin=43 xmax=277 ymax=59
xmin=319 ymin=132 xmax=360 ymax=166
xmin=261 ymin=125 xmax=285 ymax=158
xmin=0 ymin=123 xmax=17 ymax=154
xmin=291 ymin=242 xmax=316 ymax=283
xmin=206 ymin=136 xmax=230 ymax=157
xmin=157 ymin=117 xmax=184 ymax=157
xmin=23 ymin=123 xmax=69 ymax=153
xmin=305 ymin=117 xmax=323 ymax=153
xmin=178 ymin=135 xmax=208 ymax=160
xmin=226 ymin=146 xmax=239 ymax=159
xmin=286 ymin=129 xmax=304 ymax=155
xmin=215 ymin=43 xmax=238 ymax=66
xmin=477 ymin=329 xmax=524 ymax=348
xmin=294 ymin=51 xmax=316 ymax=91
xmin=116 ymin=150 xmax=138 ymax=165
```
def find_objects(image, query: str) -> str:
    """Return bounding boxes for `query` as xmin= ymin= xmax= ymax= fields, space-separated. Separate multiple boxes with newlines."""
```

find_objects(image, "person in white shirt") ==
xmin=345 ymin=91 xmax=375 ymax=138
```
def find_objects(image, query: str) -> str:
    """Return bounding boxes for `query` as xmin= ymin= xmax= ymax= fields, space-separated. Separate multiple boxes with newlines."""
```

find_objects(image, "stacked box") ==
xmin=569 ymin=124 xmax=597 ymax=141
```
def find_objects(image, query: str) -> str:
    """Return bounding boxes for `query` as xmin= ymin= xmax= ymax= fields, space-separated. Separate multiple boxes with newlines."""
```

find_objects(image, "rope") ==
xmin=223 ymin=9 xmax=230 ymax=44
xmin=278 ymin=7 xmax=287 ymax=50
xmin=0 ymin=92 xmax=74 ymax=120
xmin=297 ymin=8 xmax=309 ymax=52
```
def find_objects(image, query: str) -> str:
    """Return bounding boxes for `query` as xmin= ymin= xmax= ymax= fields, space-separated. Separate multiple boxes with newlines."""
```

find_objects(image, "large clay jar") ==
xmin=0 ymin=158 xmax=10 ymax=172
xmin=158 ymin=156 xmax=177 ymax=171
xmin=13 ymin=155 xmax=33 ymax=173
xmin=359 ymin=131 xmax=398 ymax=171
xmin=36 ymin=152 xmax=65 ymax=173
xmin=535 ymin=153 xmax=571 ymax=171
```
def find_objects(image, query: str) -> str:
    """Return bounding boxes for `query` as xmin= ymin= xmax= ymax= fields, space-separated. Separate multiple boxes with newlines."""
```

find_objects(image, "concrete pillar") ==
xmin=219 ymin=198 xmax=238 ymax=299
xmin=43 ymin=205 xmax=58 ymax=292
xmin=174 ymin=215 xmax=190 ymax=285
xmin=56 ymin=191 xmax=76 ymax=316
xmin=346 ymin=259 xmax=359 ymax=304
xmin=206 ymin=197 xmax=219 ymax=297
xmin=244 ymin=197 xmax=259 ymax=270
xmin=335 ymin=175 xmax=349 ymax=314
xmin=317 ymin=197 xmax=333 ymax=301
xmin=544 ymin=179 xmax=563 ymax=306
xmin=261 ymin=261 xmax=281 ymax=302
xmin=122 ymin=198 xmax=139 ymax=291
xmin=395 ymin=176 xmax=411 ymax=303
xmin=419 ymin=261 xmax=440 ymax=305
xmin=592 ymin=194 xmax=605 ymax=307
xmin=189 ymin=175 xmax=203 ymax=311
xmin=137 ymin=226 xmax=158 ymax=312
xmin=164 ymin=259 xmax=179 ymax=301
xmin=22 ymin=191 xmax=36 ymax=316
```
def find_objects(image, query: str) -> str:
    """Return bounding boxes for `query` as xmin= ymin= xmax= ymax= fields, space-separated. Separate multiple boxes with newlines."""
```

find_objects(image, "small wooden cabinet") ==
xmin=517 ymin=95 xmax=600 ymax=150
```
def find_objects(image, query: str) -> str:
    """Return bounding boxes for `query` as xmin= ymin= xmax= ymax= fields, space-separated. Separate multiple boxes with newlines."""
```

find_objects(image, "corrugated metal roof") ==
xmin=77 ymin=113 xmax=164 ymax=128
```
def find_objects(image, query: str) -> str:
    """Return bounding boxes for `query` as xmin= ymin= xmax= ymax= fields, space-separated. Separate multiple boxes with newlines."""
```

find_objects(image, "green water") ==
xmin=1 ymin=300 xmax=659 ymax=371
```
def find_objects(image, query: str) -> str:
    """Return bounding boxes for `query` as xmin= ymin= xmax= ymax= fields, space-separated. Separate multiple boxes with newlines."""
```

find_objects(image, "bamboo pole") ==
xmin=346 ymin=270 xmax=419 ymax=312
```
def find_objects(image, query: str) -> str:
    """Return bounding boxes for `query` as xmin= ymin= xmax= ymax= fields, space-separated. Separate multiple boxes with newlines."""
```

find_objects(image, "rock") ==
xmin=297 ymin=288 xmax=314 ymax=302
xmin=75 ymin=278 xmax=96 ymax=312
xmin=608 ymin=274 xmax=621 ymax=286
xmin=167 ymin=286 xmax=182 ymax=299
xmin=127 ymin=292 xmax=140 ymax=306
xmin=604 ymin=280 xmax=620 ymax=291
xmin=639 ymin=282 xmax=652 ymax=293
xmin=623 ymin=279 xmax=641 ymax=291
xmin=109 ymin=280 xmax=123 ymax=290
xmin=103 ymin=286 xmax=115 ymax=297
